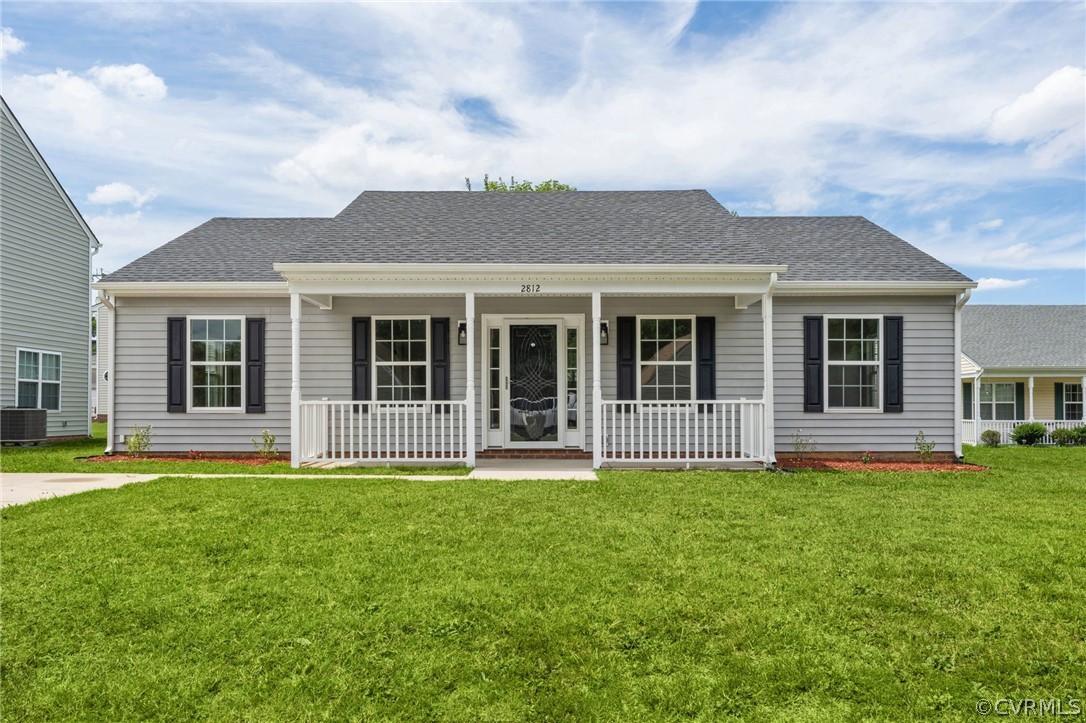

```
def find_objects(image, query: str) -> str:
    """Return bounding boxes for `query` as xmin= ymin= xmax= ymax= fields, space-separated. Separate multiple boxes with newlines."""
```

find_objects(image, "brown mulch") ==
xmin=782 ymin=460 xmax=986 ymax=472
xmin=82 ymin=455 xmax=276 ymax=466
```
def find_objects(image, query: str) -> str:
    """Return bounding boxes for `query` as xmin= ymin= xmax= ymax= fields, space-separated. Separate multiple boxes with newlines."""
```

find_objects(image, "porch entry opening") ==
xmin=484 ymin=314 xmax=584 ymax=450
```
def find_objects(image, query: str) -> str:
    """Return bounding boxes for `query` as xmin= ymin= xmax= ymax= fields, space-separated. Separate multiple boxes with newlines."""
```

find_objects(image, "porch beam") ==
xmin=290 ymin=292 xmax=301 ymax=468
xmin=761 ymin=274 xmax=777 ymax=465
xmin=465 ymin=292 xmax=476 ymax=468
xmin=735 ymin=293 xmax=760 ymax=310
xmin=299 ymin=294 xmax=333 ymax=310
xmin=592 ymin=291 xmax=602 ymax=470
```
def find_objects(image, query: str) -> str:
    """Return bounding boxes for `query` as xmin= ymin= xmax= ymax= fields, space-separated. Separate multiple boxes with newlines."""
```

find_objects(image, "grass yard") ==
xmin=0 ymin=422 xmax=468 ymax=476
xmin=2 ymin=446 xmax=1084 ymax=721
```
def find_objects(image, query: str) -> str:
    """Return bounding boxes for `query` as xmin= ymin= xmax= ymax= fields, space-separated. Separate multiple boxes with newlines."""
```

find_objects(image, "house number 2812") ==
xmin=520 ymin=284 xmax=541 ymax=293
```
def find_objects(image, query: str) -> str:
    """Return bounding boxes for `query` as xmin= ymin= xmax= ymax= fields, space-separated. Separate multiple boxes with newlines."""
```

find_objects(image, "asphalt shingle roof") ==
xmin=962 ymin=305 xmax=1086 ymax=369
xmin=103 ymin=190 xmax=971 ymax=284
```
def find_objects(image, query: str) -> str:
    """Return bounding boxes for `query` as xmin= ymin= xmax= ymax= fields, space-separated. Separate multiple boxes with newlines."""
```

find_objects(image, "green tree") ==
xmin=464 ymin=174 xmax=576 ymax=192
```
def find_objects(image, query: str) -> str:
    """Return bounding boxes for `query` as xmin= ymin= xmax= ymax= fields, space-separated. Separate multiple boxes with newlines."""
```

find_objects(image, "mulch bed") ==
xmin=782 ymin=460 xmax=986 ymax=472
xmin=82 ymin=455 xmax=276 ymax=466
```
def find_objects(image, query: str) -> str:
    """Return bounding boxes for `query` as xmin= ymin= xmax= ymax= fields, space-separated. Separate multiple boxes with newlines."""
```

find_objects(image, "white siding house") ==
xmin=1 ymin=97 xmax=99 ymax=438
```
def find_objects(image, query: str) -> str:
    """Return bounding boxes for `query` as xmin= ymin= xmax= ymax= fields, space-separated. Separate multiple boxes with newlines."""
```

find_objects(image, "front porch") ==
xmin=280 ymin=263 xmax=781 ymax=469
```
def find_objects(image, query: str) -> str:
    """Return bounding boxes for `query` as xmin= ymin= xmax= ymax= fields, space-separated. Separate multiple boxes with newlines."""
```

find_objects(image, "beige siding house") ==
xmin=1 ymin=97 xmax=99 ymax=438
xmin=95 ymin=191 xmax=975 ymax=467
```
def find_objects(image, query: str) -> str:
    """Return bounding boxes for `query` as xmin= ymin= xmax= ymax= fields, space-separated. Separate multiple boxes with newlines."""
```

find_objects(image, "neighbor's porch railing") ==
xmin=962 ymin=419 xmax=1080 ymax=446
xmin=599 ymin=399 xmax=766 ymax=463
xmin=299 ymin=400 xmax=469 ymax=464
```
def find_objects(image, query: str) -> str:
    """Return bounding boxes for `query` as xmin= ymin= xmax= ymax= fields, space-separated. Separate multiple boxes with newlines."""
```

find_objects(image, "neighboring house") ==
xmin=93 ymin=300 xmax=110 ymax=419
xmin=1 ymin=96 xmax=99 ymax=438
xmin=93 ymin=191 xmax=975 ymax=468
xmin=961 ymin=305 xmax=1086 ymax=445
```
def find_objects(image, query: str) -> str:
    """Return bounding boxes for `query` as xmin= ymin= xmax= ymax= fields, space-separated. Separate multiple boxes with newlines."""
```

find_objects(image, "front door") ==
xmin=508 ymin=324 xmax=560 ymax=445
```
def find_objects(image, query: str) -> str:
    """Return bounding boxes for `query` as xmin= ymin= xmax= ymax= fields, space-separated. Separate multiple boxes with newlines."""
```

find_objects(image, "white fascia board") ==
xmin=92 ymin=281 xmax=289 ymax=297
xmin=977 ymin=367 xmax=1086 ymax=378
xmin=776 ymin=280 xmax=978 ymax=295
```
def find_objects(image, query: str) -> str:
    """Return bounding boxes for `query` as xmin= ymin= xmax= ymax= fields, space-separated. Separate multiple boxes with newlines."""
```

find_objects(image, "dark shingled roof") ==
xmin=103 ymin=190 xmax=972 ymax=284
xmin=962 ymin=305 xmax=1086 ymax=369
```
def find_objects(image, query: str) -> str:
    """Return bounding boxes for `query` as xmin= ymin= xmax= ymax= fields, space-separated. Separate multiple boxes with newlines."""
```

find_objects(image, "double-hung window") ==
xmin=638 ymin=317 xmax=694 ymax=401
xmin=978 ymin=382 xmax=1015 ymax=421
xmin=826 ymin=317 xmax=880 ymax=409
xmin=1065 ymin=383 xmax=1083 ymax=421
xmin=16 ymin=349 xmax=61 ymax=410
xmin=374 ymin=318 xmax=429 ymax=400
xmin=190 ymin=318 xmax=243 ymax=409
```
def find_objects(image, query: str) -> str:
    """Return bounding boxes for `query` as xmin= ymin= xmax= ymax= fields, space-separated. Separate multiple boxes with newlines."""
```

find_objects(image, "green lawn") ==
xmin=2 ymin=446 xmax=1084 ymax=721
xmin=0 ymin=422 xmax=468 ymax=476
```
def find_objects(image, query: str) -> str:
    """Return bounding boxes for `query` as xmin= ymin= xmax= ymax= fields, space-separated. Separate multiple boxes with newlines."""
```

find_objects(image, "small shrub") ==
xmin=860 ymin=450 xmax=874 ymax=465
xmin=1050 ymin=428 xmax=1078 ymax=447
xmin=126 ymin=425 xmax=153 ymax=457
xmin=914 ymin=430 xmax=936 ymax=463
xmin=1010 ymin=422 xmax=1047 ymax=446
xmin=251 ymin=429 xmax=279 ymax=459
xmin=188 ymin=449 xmax=207 ymax=461
xmin=791 ymin=429 xmax=816 ymax=460
xmin=1073 ymin=425 xmax=1086 ymax=446
xmin=980 ymin=429 xmax=1002 ymax=447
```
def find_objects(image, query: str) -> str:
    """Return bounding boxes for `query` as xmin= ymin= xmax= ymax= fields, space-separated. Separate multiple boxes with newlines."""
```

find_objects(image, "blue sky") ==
xmin=2 ymin=1 xmax=1083 ymax=303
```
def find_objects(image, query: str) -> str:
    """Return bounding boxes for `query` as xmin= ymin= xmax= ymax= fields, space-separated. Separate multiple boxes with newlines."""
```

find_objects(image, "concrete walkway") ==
xmin=1 ymin=463 xmax=597 ymax=507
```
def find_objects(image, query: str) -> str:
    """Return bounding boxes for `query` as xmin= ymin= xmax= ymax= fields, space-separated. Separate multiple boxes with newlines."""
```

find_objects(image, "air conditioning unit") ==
xmin=1 ymin=408 xmax=48 ymax=444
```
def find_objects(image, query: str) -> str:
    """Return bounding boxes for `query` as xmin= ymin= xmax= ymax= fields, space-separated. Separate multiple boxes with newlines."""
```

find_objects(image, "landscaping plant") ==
xmin=913 ymin=430 xmax=935 ymax=463
xmin=980 ymin=429 xmax=1002 ymax=447
xmin=1010 ymin=422 xmax=1048 ymax=446
xmin=250 ymin=429 xmax=279 ymax=459
xmin=125 ymin=425 xmax=153 ymax=457
xmin=1050 ymin=428 xmax=1078 ymax=447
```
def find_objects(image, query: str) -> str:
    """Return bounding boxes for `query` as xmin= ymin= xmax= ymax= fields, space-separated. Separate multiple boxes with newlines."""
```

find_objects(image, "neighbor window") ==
xmin=16 ymin=349 xmax=61 ymax=410
xmin=1065 ymin=383 xmax=1084 ymax=421
xmin=826 ymin=317 xmax=880 ymax=409
xmin=190 ymin=318 xmax=243 ymax=409
xmin=638 ymin=317 xmax=693 ymax=401
xmin=374 ymin=318 xmax=429 ymax=401
xmin=978 ymin=382 xmax=1015 ymax=421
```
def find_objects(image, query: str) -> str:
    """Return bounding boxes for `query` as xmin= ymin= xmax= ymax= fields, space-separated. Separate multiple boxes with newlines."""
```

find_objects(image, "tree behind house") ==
xmin=464 ymin=174 xmax=576 ymax=192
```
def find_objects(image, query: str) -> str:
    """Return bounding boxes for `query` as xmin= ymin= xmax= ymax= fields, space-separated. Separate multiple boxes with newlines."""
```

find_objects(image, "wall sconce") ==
xmin=457 ymin=321 xmax=467 ymax=346
xmin=600 ymin=320 xmax=610 ymax=346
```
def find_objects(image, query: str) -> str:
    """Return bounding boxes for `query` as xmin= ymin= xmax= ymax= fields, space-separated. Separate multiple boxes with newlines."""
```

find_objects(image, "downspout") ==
xmin=97 ymin=290 xmax=117 ymax=454
xmin=953 ymin=288 xmax=971 ymax=458
xmin=762 ymin=272 xmax=778 ymax=467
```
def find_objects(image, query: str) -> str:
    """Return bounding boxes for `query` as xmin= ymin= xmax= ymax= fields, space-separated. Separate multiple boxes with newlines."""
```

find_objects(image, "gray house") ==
xmin=961 ymin=305 xmax=1086 ymax=445
xmin=1 ymin=97 xmax=100 ymax=438
xmin=94 ymin=191 xmax=975 ymax=467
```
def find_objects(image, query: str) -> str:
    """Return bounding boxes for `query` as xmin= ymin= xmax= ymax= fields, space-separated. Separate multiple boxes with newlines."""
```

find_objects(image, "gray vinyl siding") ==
xmin=95 ymin=304 xmax=110 ymax=415
xmin=0 ymin=110 xmax=92 ymax=437
xmin=773 ymin=295 xmax=957 ymax=453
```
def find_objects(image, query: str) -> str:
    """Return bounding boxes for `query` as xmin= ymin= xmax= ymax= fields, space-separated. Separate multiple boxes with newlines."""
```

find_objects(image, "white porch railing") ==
xmin=599 ymin=399 xmax=766 ymax=464
xmin=299 ymin=400 xmax=470 ymax=464
xmin=963 ymin=419 xmax=1081 ymax=446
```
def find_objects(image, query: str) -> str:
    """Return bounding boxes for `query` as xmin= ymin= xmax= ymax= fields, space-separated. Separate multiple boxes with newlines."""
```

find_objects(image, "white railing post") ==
xmin=290 ymin=292 xmax=301 ymax=468
xmin=465 ymin=292 xmax=476 ymax=468
xmin=592 ymin=292 xmax=603 ymax=469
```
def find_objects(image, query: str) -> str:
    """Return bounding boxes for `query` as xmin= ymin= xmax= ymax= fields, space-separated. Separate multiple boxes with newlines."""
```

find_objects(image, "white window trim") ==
xmin=635 ymin=315 xmax=697 ymax=402
xmin=15 ymin=347 xmax=63 ymax=412
xmin=978 ymin=381 xmax=1016 ymax=421
xmin=823 ymin=314 xmax=884 ymax=413
xmin=1064 ymin=383 xmax=1083 ymax=421
xmin=371 ymin=315 xmax=432 ymax=402
xmin=186 ymin=315 xmax=246 ymax=413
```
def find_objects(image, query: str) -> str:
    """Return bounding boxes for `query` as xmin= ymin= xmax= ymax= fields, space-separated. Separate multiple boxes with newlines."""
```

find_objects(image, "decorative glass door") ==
xmin=508 ymin=324 xmax=560 ymax=444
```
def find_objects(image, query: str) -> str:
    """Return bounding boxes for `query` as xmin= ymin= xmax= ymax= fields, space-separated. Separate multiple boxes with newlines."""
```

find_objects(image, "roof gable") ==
xmin=962 ymin=305 xmax=1086 ymax=369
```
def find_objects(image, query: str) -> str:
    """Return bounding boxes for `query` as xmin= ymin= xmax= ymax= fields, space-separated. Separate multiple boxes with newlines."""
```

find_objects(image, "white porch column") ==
xmin=465 ymin=292 xmax=476 ymax=468
xmin=592 ymin=291 xmax=602 ymax=469
xmin=1028 ymin=376 xmax=1035 ymax=421
xmin=973 ymin=374 xmax=983 ymax=443
xmin=761 ymin=276 xmax=777 ymax=465
xmin=290 ymin=292 xmax=301 ymax=468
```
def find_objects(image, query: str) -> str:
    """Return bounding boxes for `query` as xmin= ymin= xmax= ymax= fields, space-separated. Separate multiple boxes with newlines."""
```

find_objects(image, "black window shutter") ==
xmin=696 ymin=317 xmax=716 ymax=406
xmin=167 ymin=317 xmax=186 ymax=413
xmin=431 ymin=318 xmax=451 ymax=412
xmin=617 ymin=317 xmax=636 ymax=401
xmin=883 ymin=316 xmax=904 ymax=413
xmin=802 ymin=316 xmax=823 ymax=412
xmin=962 ymin=381 xmax=973 ymax=420
xmin=245 ymin=318 xmax=265 ymax=413
xmin=1054 ymin=382 xmax=1064 ymax=421
xmin=1015 ymin=382 xmax=1025 ymax=420
xmin=352 ymin=317 xmax=371 ymax=402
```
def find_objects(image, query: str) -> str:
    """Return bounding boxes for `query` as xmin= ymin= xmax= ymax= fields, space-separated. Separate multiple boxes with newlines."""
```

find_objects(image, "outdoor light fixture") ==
xmin=600 ymin=320 xmax=610 ymax=345
xmin=457 ymin=321 xmax=467 ymax=345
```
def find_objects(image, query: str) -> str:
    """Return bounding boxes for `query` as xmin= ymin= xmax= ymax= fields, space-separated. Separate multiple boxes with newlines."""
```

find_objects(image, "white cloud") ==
xmin=977 ymin=218 xmax=1004 ymax=231
xmin=88 ymin=182 xmax=157 ymax=208
xmin=989 ymin=66 xmax=1086 ymax=169
xmin=88 ymin=64 xmax=167 ymax=101
xmin=976 ymin=277 xmax=1035 ymax=291
xmin=0 ymin=27 xmax=26 ymax=59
